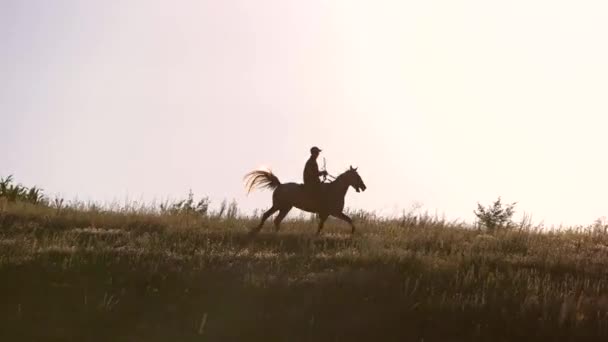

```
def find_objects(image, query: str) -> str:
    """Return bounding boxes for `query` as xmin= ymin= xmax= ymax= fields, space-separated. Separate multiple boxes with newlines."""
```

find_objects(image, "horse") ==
xmin=244 ymin=166 xmax=367 ymax=235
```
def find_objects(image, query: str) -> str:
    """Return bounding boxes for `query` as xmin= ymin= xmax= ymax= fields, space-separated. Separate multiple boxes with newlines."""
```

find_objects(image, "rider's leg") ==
xmin=313 ymin=182 xmax=324 ymax=208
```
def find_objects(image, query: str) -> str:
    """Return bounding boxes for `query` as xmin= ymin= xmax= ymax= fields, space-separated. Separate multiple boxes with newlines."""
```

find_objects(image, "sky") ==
xmin=1 ymin=0 xmax=607 ymax=226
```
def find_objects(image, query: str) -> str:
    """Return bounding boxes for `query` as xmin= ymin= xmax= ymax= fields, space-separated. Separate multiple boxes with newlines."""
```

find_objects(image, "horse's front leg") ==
xmin=334 ymin=212 xmax=355 ymax=235
xmin=316 ymin=213 xmax=329 ymax=235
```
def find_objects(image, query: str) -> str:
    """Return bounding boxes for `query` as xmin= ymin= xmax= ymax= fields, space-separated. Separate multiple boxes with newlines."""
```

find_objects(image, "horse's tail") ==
xmin=243 ymin=169 xmax=281 ymax=194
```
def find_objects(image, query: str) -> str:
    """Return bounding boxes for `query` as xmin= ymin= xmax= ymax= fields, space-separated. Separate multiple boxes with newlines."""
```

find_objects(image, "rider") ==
xmin=303 ymin=146 xmax=328 ymax=198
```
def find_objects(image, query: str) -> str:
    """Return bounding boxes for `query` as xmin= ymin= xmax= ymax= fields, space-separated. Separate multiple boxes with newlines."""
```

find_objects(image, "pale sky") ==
xmin=2 ymin=1 xmax=607 ymax=226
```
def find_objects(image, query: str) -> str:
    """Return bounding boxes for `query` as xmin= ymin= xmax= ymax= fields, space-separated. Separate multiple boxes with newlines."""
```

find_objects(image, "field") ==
xmin=2 ymin=200 xmax=608 ymax=341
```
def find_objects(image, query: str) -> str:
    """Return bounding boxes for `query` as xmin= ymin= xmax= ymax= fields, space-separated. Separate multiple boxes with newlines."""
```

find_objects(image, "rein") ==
xmin=322 ymin=158 xmax=337 ymax=182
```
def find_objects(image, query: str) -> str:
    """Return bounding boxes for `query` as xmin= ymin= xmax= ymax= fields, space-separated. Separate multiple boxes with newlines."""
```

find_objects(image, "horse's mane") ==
xmin=334 ymin=168 xmax=356 ymax=180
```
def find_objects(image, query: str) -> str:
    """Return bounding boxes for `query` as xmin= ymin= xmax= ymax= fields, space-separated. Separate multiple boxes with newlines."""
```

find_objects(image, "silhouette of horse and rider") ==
xmin=244 ymin=146 xmax=367 ymax=235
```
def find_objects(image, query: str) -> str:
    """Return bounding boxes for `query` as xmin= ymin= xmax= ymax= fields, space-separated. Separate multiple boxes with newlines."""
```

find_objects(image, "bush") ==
xmin=474 ymin=197 xmax=516 ymax=231
xmin=160 ymin=190 xmax=210 ymax=216
xmin=0 ymin=175 xmax=46 ymax=205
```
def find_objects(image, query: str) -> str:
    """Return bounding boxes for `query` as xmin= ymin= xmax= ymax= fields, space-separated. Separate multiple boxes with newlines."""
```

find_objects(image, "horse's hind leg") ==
xmin=334 ymin=212 xmax=356 ymax=235
xmin=273 ymin=207 xmax=292 ymax=232
xmin=316 ymin=213 xmax=329 ymax=235
xmin=250 ymin=206 xmax=278 ymax=235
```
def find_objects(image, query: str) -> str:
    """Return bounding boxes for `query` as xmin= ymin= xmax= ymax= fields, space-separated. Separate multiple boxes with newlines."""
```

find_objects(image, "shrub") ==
xmin=0 ymin=175 xmax=46 ymax=205
xmin=160 ymin=190 xmax=210 ymax=216
xmin=474 ymin=197 xmax=516 ymax=231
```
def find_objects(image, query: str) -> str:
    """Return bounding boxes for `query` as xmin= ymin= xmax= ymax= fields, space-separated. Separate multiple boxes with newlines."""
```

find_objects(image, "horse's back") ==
xmin=273 ymin=182 xmax=334 ymax=213
xmin=272 ymin=182 xmax=315 ymax=211
xmin=273 ymin=182 xmax=304 ymax=198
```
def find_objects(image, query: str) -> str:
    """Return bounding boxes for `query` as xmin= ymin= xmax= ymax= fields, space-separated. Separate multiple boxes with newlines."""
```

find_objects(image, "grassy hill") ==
xmin=1 ymin=200 xmax=608 ymax=341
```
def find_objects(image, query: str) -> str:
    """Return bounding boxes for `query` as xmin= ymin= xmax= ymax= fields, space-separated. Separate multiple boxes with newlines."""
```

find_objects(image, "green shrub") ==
xmin=0 ymin=175 xmax=46 ymax=205
xmin=160 ymin=190 xmax=210 ymax=216
xmin=474 ymin=197 xmax=516 ymax=231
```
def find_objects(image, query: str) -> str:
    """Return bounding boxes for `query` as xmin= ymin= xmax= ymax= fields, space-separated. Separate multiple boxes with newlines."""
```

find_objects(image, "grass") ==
xmin=2 ymin=199 xmax=608 ymax=341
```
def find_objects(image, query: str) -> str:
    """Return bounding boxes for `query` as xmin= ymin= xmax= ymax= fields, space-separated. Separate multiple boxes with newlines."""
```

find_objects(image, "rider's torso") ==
xmin=303 ymin=157 xmax=320 ymax=185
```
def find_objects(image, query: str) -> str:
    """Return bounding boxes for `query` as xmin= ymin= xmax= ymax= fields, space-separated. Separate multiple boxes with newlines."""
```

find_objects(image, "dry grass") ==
xmin=1 ymin=201 xmax=608 ymax=341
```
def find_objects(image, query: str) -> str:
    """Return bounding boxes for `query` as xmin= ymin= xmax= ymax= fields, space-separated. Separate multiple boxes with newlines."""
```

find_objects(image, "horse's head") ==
xmin=344 ymin=166 xmax=367 ymax=193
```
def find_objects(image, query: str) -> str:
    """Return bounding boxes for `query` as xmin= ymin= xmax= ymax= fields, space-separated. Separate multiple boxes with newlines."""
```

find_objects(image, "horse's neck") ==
xmin=331 ymin=175 xmax=350 ymax=196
